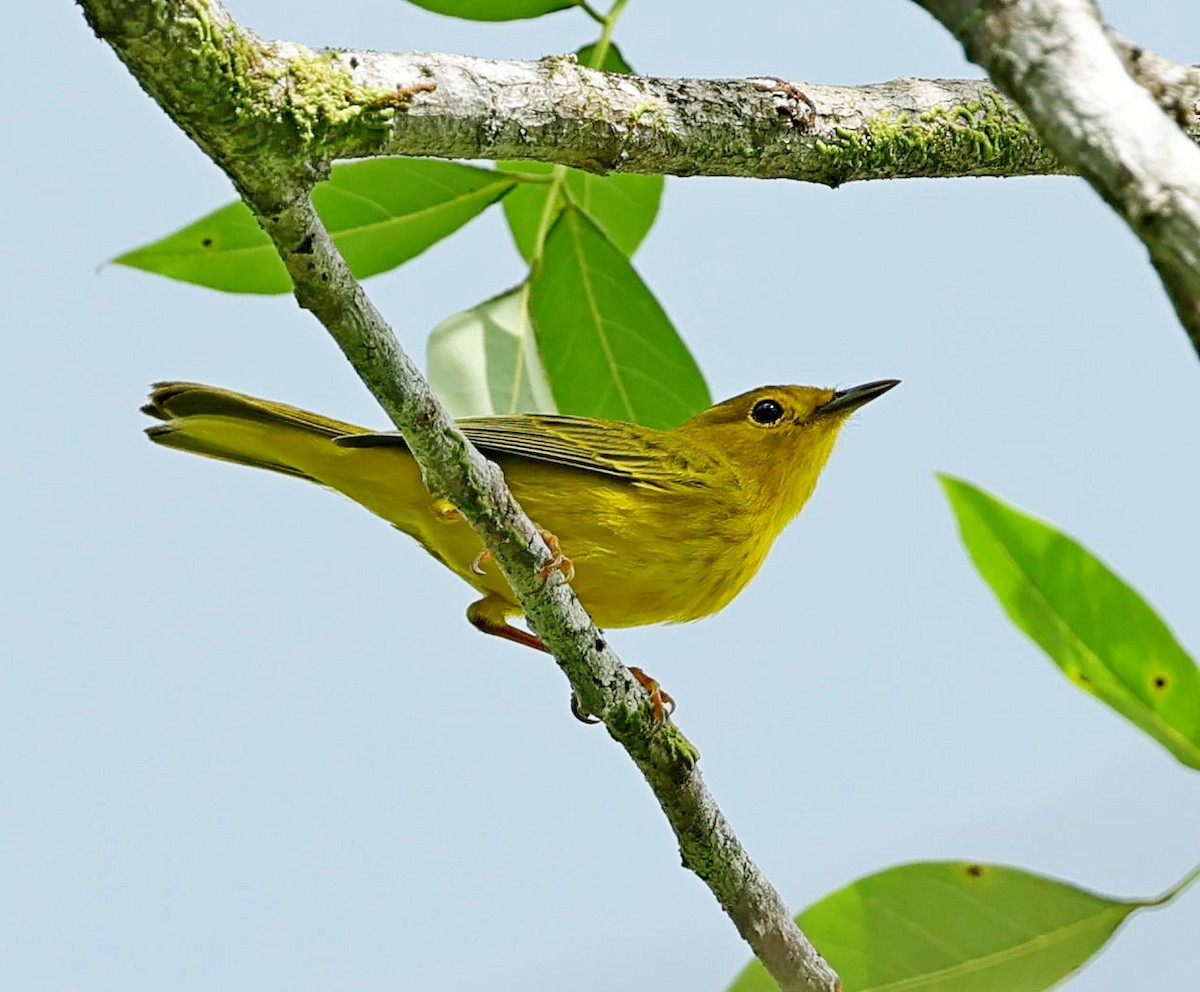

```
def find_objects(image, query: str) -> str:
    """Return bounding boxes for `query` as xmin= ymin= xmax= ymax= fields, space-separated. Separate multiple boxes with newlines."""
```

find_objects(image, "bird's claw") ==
xmin=535 ymin=528 xmax=574 ymax=586
xmin=470 ymin=548 xmax=492 ymax=575
xmin=471 ymin=527 xmax=573 ymax=584
xmin=568 ymin=667 xmax=676 ymax=728
xmin=629 ymin=666 xmax=675 ymax=726
xmin=570 ymin=691 xmax=600 ymax=725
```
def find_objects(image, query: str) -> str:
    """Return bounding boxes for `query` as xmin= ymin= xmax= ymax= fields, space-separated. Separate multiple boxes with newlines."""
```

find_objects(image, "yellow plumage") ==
xmin=142 ymin=379 xmax=896 ymax=645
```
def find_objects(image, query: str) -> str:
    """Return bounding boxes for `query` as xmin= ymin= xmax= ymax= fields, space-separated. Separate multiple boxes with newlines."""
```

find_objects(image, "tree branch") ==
xmin=331 ymin=52 xmax=1075 ymax=184
xmin=79 ymin=0 xmax=1200 ymax=189
xmin=77 ymin=1 xmax=838 ymax=988
xmin=912 ymin=0 xmax=1200 ymax=358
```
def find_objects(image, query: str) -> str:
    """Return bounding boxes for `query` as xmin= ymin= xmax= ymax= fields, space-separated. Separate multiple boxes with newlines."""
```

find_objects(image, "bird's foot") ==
xmin=470 ymin=527 xmax=573 ymax=584
xmin=534 ymin=527 xmax=574 ymax=585
xmin=629 ymin=666 xmax=675 ymax=726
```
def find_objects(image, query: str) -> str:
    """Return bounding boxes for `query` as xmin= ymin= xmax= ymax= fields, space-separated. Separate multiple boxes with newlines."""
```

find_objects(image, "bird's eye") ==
xmin=750 ymin=398 xmax=785 ymax=426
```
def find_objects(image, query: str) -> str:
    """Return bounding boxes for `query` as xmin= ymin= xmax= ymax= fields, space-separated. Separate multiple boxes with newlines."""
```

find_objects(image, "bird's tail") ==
xmin=142 ymin=382 xmax=372 ymax=483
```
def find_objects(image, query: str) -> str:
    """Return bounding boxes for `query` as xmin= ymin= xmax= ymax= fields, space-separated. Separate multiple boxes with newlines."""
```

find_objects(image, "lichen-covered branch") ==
xmin=77 ymin=1 xmax=838 ymax=989
xmin=332 ymin=53 xmax=1073 ymax=185
xmin=80 ymin=0 xmax=1200 ymax=189
xmin=913 ymin=0 xmax=1200 ymax=357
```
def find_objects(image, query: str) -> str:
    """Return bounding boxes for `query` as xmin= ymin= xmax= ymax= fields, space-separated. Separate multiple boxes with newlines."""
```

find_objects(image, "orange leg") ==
xmin=466 ymin=595 xmax=546 ymax=651
xmin=465 ymin=598 xmax=673 ymax=726
xmin=468 ymin=595 xmax=596 ymax=722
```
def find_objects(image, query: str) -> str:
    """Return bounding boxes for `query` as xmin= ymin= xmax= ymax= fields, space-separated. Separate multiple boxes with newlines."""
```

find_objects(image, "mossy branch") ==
xmin=77 ymin=0 xmax=838 ymax=989
xmin=80 ymin=1 xmax=1200 ymax=189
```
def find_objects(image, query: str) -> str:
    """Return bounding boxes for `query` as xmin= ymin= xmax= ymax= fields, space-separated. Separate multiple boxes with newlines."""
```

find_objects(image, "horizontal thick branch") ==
xmin=342 ymin=51 xmax=1075 ymax=185
xmin=79 ymin=2 xmax=1199 ymax=190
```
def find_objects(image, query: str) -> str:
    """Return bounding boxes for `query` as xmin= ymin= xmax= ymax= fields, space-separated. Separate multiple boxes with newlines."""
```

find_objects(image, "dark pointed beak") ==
xmin=819 ymin=379 xmax=900 ymax=415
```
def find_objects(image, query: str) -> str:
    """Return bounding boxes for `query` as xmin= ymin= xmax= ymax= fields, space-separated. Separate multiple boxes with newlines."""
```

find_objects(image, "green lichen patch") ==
xmin=266 ymin=50 xmax=433 ymax=146
xmin=815 ymin=94 xmax=1051 ymax=184
xmin=659 ymin=725 xmax=701 ymax=773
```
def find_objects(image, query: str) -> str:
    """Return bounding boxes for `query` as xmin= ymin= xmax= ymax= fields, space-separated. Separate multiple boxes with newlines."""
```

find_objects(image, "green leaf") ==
xmin=728 ymin=861 xmax=1194 ymax=992
xmin=499 ymin=162 xmax=663 ymax=262
xmin=114 ymin=159 xmax=516 ymax=294
xmin=941 ymin=476 xmax=1200 ymax=770
xmin=498 ymin=43 xmax=662 ymax=262
xmin=575 ymin=41 xmax=635 ymax=74
xmin=427 ymin=284 xmax=556 ymax=417
xmin=528 ymin=208 xmax=709 ymax=428
xmin=403 ymin=0 xmax=575 ymax=20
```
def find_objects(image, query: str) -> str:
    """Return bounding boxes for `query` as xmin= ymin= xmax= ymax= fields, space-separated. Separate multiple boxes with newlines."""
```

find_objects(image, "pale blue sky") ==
xmin=5 ymin=2 xmax=1200 ymax=990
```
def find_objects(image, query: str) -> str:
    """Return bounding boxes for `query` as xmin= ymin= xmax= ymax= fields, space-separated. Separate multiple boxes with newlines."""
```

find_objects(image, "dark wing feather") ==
xmin=336 ymin=414 xmax=730 ymax=491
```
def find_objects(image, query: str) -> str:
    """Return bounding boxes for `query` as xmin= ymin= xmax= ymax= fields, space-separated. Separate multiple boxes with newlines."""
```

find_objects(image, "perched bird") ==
xmin=143 ymin=379 xmax=897 ymax=716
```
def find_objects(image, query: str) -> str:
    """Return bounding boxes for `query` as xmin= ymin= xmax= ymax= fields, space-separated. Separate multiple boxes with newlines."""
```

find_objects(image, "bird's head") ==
xmin=675 ymin=379 xmax=899 ymax=528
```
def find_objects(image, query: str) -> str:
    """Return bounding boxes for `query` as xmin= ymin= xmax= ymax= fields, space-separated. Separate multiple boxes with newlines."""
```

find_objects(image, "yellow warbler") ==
xmin=143 ymin=380 xmax=896 ymax=654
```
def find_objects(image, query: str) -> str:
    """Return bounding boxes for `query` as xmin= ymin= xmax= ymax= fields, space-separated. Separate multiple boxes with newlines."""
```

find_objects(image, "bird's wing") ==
xmin=336 ymin=414 xmax=729 ymax=491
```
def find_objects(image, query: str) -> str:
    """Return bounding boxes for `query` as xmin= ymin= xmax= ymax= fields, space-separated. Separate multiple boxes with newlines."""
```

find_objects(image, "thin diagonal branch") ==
xmin=912 ymin=0 xmax=1200 ymax=358
xmin=77 ymin=1 xmax=837 ymax=988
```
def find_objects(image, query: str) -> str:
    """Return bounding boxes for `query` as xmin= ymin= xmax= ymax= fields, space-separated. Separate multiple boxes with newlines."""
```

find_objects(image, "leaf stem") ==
xmin=594 ymin=0 xmax=629 ymax=64
xmin=528 ymin=0 xmax=630 ymax=261
xmin=576 ymin=0 xmax=605 ymax=25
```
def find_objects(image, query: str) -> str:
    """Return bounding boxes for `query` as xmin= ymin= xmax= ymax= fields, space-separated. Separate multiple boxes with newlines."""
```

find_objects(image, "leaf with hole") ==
xmin=942 ymin=476 xmax=1200 ymax=770
xmin=727 ymin=861 xmax=1198 ymax=992
xmin=528 ymin=208 xmax=708 ymax=428
xmin=114 ymin=159 xmax=517 ymax=294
